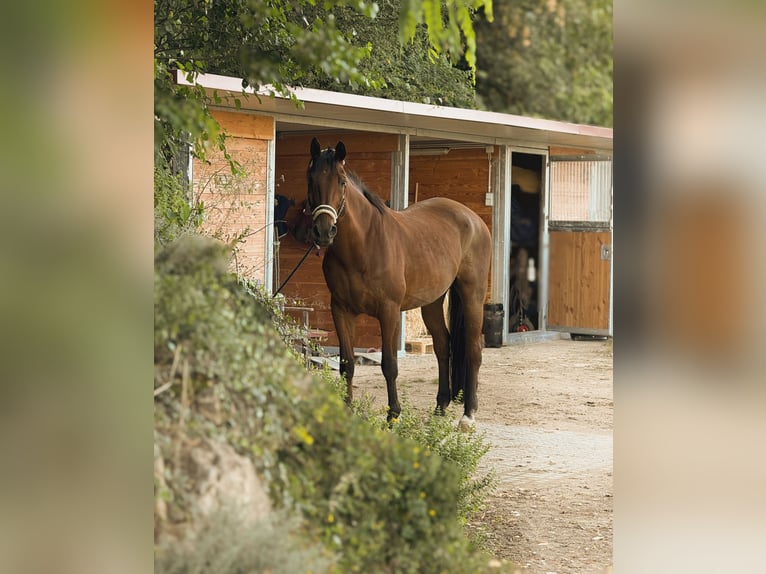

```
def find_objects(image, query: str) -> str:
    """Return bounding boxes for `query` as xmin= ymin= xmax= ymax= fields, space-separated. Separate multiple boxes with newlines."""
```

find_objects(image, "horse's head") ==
xmin=307 ymin=137 xmax=347 ymax=247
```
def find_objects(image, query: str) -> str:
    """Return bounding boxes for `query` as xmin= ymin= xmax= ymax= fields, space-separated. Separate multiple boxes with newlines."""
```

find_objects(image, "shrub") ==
xmin=154 ymin=233 xmax=506 ymax=573
xmin=386 ymin=401 xmax=495 ymax=523
xmin=275 ymin=388 xmax=494 ymax=573
xmin=154 ymin=234 xmax=311 ymax=524
xmin=155 ymin=507 xmax=332 ymax=574
xmin=154 ymin=165 xmax=204 ymax=245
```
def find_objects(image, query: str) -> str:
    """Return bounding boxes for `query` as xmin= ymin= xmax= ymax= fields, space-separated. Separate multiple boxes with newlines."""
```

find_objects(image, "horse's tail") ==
xmin=449 ymin=282 xmax=467 ymax=402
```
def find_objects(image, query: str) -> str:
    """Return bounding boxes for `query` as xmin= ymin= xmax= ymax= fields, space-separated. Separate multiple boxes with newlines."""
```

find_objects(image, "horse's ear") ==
xmin=335 ymin=141 xmax=346 ymax=163
xmin=310 ymin=138 xmax=321 ymax=159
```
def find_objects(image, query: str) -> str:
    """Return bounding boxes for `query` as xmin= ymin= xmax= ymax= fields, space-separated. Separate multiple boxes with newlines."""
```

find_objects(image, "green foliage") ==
xmin=293 ymin=0 xmax=478 ymax=107
xmin=398 ymin=0 xmax=492 ymax=77
xmin=154 ymin=0 xmax=492 ymax=166
xmin=155 ymin=0 xmax=381 ymax=89
xmin=390 ymin=401 xmax=495 ymax=520
xmin=154 ymin=233 xmax=504 ymax=573
xmin=155 ymin=0 xmax=376 ymax=166
xmin=274 ymin=390 xmax=496 ymax=573
xmin=154 ymin=234 xmax=322 ymax=525
xmin=242 ymin=281 xmax=317 ymax=367
xmin=352 ymin=394 xmax=495 ymax=522
xmin=155 ymin=507 xmax=332 ymax=574
xmin=474 ymin=0 xmax=612 ymax=126
xmin=154 ymin=60 xmax=236 ymax=170
xmin=154 ymin=165 xmax=204 ymax=245
xmin=154 ymin=234 xmax=304 ymax=452
xmin=154 ymin=0 xmax=377 ymax=189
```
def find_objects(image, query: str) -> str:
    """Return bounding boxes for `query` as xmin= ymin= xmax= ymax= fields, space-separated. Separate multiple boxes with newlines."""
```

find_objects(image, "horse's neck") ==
xmin=332 ymin=188 xmax=381 ymax=259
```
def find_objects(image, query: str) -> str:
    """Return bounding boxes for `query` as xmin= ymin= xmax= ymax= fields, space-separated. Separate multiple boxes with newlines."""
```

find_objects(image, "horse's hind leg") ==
xmin=454 ymin=279 xmax=488 ymax=429
xmin=421 ymin=295 xmax=450 ymax=414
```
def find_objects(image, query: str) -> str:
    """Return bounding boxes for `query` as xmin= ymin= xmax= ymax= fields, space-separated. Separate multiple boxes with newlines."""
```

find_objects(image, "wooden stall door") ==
xmin=547 ymin=230 xmax=611 ymax=333
xmin=545 ymin=153 xmax=612 ymax=335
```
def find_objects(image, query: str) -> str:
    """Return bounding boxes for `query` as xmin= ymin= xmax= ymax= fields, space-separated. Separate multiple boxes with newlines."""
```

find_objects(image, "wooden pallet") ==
xmin=405 ymin=339 xmax=433 ymax=355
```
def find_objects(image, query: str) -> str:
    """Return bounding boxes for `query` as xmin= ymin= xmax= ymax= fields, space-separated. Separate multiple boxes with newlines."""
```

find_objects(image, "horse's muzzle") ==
xmin=311 ymin=221 xmax=337 ymax=247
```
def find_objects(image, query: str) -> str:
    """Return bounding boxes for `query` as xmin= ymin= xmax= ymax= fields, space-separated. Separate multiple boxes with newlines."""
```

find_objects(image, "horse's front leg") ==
xmin=331 ymin=302 xmax=357 ymax=404
xmin=379 ymin=305 xmax=402 ymax=422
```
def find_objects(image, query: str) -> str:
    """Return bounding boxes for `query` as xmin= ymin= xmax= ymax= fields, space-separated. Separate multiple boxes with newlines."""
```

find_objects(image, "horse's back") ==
xmin=399 ymin=197 xmax=490 ymax=252
xmin=400 ymin=196 xmax=484 ymax=229
xmin=402 ymin=196 xmax=472 ymax=217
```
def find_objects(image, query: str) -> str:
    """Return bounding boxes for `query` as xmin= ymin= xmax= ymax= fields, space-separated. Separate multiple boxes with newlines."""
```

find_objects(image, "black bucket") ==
xmin=483 ymin=303 xmax=504 ymax=348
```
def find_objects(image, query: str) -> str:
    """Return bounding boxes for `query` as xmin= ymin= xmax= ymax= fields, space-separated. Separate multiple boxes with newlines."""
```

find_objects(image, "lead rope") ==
xmin=274 ymin=185 xmax=345 ymax=296
xmin=273 ymin=242 xmax=318 ymax=296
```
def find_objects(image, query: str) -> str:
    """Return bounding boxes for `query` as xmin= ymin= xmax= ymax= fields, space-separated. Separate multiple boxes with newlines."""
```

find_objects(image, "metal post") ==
xmin=392 ymin=134 xmax=410 ymax=356
xmin=264 ymin=136 xmax=276 ymax=294
xmin=491 ymin=146 xmax=511 ymax=343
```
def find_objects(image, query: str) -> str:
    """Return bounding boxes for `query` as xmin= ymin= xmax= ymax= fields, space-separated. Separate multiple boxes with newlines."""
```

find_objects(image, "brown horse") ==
xmin=307 ymin=138 xmax=492 ymax=429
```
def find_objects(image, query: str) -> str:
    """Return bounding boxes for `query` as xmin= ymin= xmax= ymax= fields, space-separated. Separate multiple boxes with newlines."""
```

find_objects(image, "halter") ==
xmin=312 ymin=203 xmax=339 ymax=224
xmin=308 ymin=181 xmax=346 ymax=225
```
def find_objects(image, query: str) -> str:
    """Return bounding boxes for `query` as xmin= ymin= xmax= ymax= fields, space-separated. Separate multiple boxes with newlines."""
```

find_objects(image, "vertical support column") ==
xmin=491 ymin=145 xmax=511 ymax=343
xmin=264 ymin=136 xmax=276 ymax=294
xmin=608 ymin=230 xmax=613 ymax=336
xmin=539 ymin=151 xmax=551 ymax=331
xmin=391 ymin=134 xmax=410 ymax=355
xmin=186 ymin=140 xmax=194 ymax=189
xmin=390 ymin=134 xmax=410 ymax=211
xmin=608 ymin=175 xmax=614 ymax=336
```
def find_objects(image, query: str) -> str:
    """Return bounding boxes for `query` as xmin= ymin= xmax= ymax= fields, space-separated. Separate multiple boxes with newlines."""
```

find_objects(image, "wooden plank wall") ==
xmin=275 ymin=132 xmax=399 ymax=349
xmin=547 ymin=230 xmax=611 ymax=330
xmin=194 ymin=111 xmax=274 ymax=283
xmin=409 ymin=147 xmax=495 ymax=301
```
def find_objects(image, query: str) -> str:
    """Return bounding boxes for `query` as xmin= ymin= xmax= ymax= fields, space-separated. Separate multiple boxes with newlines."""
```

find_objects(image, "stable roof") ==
xmin=177 ymin=71 xmax=613 ymax=151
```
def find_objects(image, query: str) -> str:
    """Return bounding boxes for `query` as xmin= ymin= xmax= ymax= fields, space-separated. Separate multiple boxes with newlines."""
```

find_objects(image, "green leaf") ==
xmin=399 ymin=0 xmax=419 ymax=43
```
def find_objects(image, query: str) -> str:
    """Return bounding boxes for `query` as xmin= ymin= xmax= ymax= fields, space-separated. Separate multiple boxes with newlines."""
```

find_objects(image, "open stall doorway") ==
xmin=509 ymin=152 xmax=544 ymax=333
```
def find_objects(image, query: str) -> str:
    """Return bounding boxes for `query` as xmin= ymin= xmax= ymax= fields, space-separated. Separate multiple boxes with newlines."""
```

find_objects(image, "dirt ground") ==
xmin=351 ymin=337 xmax=613 ymax=574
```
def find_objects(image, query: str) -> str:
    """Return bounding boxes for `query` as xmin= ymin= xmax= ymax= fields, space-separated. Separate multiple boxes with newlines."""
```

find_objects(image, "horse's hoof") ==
xmin=458 ymin=415 xmax=475 ymax=432
xmin=434 ymin=405 xmax=447 ymax=417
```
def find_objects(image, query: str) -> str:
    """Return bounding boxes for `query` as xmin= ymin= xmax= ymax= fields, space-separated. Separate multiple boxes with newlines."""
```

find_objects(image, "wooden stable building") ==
xmin=180 ymin=72 xmax=613 ymax=349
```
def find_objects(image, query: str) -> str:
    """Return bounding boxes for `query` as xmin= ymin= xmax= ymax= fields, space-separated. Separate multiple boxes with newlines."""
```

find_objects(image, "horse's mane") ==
xmin=348 ymin=171 xmax=387 ymax=215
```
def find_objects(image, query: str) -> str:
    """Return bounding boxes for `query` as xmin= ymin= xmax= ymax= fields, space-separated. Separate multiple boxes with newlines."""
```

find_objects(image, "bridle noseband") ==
xmin=310 ymin=192 xmax=346 ymax=225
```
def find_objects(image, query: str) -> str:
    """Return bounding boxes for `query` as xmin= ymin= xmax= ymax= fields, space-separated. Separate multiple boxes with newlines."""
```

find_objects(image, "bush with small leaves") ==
xmin=154 ymin=233 xmax=509 ymax=573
